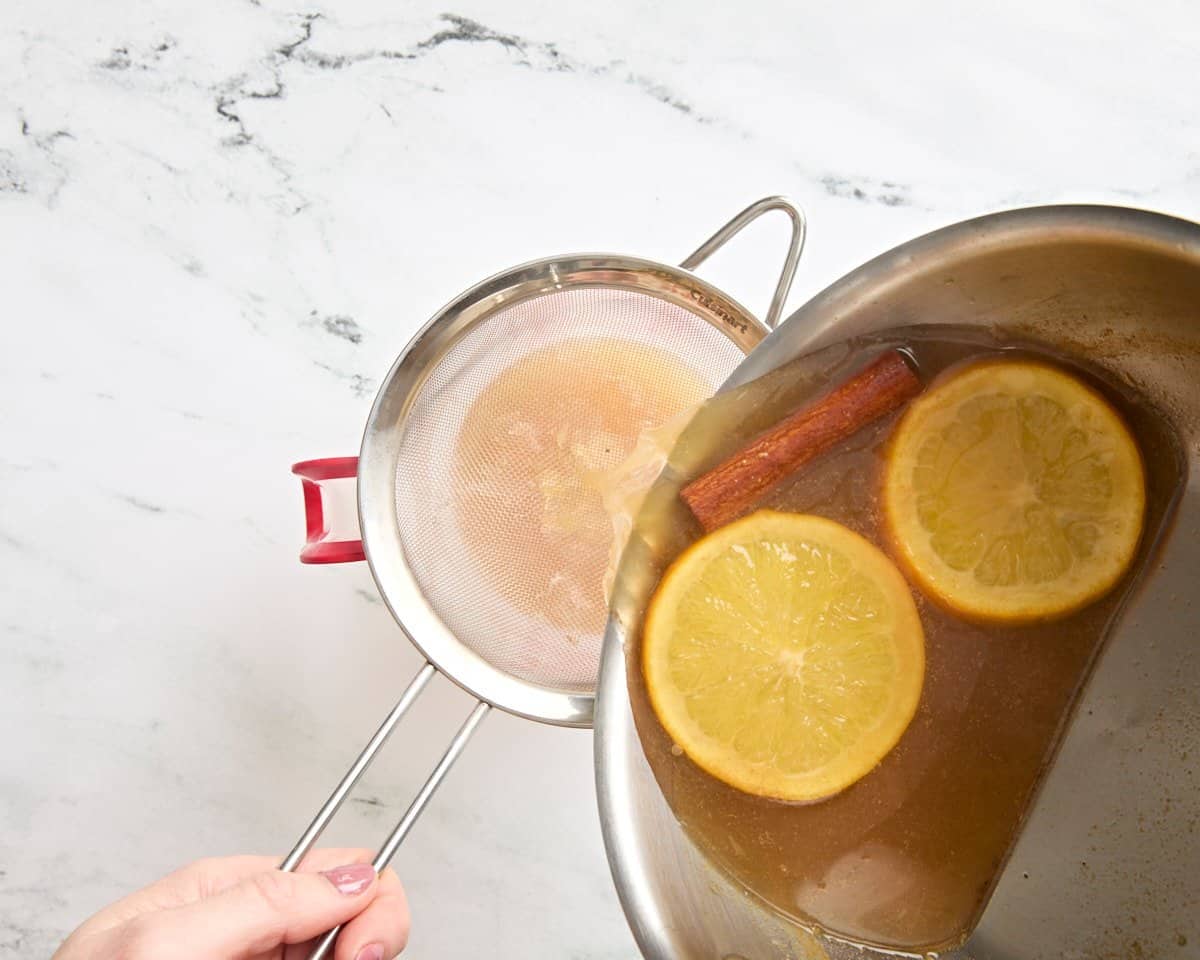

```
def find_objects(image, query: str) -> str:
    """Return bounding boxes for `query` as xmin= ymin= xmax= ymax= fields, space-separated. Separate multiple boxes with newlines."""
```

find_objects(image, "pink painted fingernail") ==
xmin=355 ymin=945 xmax=385 ymax=960
xmin=321 ymin=863 xmax=375 ymax=896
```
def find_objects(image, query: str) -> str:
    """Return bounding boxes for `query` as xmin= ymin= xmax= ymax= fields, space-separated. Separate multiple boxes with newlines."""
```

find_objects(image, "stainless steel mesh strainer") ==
xmin=284 ymin=196 xmax=805 ymax=957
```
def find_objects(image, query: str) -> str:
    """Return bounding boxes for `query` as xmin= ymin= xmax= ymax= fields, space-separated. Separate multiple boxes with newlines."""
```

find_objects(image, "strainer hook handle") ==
xmin=679 ymin=195 xmax=806 ymax=331
xmin=292 ymin=457 xmax=366 ymax=564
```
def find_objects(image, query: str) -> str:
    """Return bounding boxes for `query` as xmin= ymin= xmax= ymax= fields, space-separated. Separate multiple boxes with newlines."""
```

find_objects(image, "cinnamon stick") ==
xmin=681 ymin=351 xmax=922 ymax=531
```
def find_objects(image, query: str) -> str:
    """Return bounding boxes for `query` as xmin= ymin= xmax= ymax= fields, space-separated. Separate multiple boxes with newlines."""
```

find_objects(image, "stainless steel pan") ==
xmin=596 ymin=204 xmax=1200 ymax=960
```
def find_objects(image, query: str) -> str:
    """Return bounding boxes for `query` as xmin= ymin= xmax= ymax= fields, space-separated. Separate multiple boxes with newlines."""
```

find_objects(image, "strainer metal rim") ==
xmin=357 ymin=253 xmax=771 ymax=726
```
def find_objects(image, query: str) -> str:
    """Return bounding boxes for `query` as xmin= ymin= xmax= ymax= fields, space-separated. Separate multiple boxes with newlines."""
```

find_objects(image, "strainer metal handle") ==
xmin=279 ymin=659 xmax=490 ymax=960
xmin=679 ymin=195 xmax=806 ymax=330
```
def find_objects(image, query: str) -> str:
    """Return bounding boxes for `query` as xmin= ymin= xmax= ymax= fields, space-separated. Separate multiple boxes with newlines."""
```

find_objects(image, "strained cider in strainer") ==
xmin=453 ymin=336 xmax=711 ymax=646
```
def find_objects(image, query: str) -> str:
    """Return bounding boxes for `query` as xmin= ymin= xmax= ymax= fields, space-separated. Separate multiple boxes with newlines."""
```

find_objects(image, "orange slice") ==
xmin=643 ymin=511 xmax=925 ymax=803
xmin=883 ymin=359 xmax=1145 ymax=623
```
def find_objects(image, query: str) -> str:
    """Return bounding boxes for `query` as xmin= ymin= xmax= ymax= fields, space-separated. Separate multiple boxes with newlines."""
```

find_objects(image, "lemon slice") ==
xmin=643 ymin=511 xmax=925 ymax=803
xmin=883 ymin=359 xmax=1145 ymax=623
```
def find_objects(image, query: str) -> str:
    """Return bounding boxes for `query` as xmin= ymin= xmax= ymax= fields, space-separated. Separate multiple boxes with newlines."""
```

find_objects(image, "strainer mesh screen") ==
xmin=394 ymin=287 xmax=745 ymax=692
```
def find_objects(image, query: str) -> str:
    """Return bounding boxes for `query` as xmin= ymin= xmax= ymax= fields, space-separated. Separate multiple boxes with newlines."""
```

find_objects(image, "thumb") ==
xmin=131 ymin=862 xmax=378 ymax=958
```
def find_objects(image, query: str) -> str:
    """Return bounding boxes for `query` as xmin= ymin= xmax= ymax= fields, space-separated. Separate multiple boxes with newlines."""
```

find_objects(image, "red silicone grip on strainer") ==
xmin=292 ymin=457 xmax=366 ymax=564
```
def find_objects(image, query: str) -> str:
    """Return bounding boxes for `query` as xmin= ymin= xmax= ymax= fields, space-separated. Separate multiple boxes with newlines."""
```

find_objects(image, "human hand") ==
xmin=51 ymin=848 xmax=408 ymax=960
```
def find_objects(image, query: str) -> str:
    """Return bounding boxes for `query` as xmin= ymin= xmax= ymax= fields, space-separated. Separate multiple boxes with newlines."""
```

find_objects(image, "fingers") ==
xmin=54 ymin=850 xmax=407 ymax=960
xmin=78 ymin=846 xmax=378 ymax=933
xmin=330 ymin=867 xmax=410 ymax=960
xmin=119 ymin=860 xmax=381 ymax=959
xmin=177 ymin=848 xmax=378 ymax=900
xmin=41 ymin=853 xmax=318 ymax=942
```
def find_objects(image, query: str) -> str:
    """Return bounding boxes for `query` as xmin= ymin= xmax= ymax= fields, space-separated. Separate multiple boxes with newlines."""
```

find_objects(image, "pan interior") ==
xmin=598 ymin=207 xmax=1200 ymax=960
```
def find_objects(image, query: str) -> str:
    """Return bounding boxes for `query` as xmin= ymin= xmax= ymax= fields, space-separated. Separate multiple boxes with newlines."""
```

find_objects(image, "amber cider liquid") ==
xmin=454 ymin=336 xmax=712 ymax=641
xmin=626 ymin=326 xmax=1185 ymax=953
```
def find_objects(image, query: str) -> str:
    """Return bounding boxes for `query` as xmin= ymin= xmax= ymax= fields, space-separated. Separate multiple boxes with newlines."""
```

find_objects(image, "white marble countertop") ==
xmin=3 ymin=1 xmax=1198 ymax=956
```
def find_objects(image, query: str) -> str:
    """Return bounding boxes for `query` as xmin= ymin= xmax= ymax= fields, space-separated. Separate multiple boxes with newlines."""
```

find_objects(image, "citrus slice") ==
xmin=883 ymin=359 xmax=1145 ymax=623
xmin=643 ymin=511 xmax=925 ymax=803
